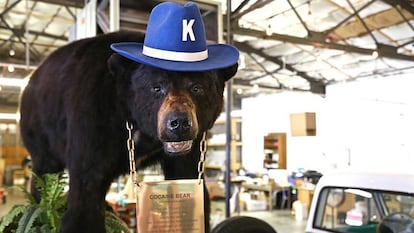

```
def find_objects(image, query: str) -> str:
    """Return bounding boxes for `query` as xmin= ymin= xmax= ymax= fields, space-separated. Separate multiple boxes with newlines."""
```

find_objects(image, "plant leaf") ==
xmin=105 ymin=210 xmax=131 ymax=233
xmin=13 ymin=186 xmax=37 ymax=205
xmin=0 ymin=205 xmax=27 ymax=232
xmin=39 ymin=224 xmax=52 ymax=233
xmin=16 ymin=206 xmax=44 ymax=233
xmin=3 ymin=172 xmax=129 ymax=233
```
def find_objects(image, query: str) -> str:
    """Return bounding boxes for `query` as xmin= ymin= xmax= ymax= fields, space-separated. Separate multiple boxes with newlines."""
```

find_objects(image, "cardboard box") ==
xmin=245 ymin=199 xmax=267 ymax=211
xmin=290 ymin=112 xmax=316 ymax=136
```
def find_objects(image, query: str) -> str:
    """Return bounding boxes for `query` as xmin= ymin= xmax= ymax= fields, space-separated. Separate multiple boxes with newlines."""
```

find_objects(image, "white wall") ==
xmin=324 ymin=75 xmax=414 ymax=173
xmin=241 ymin=92 xmax=326 ymax=173
xmin=241 ymin=74 xmax=414 ymax=174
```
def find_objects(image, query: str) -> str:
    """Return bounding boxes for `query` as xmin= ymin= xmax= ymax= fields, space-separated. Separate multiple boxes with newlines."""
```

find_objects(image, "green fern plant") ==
xmin=105 ymin=210 xmax=132 ymax=233
xmin=0 ymin=172 xmax=67 ymax=233
xmin=0 ymin=172 xmax=131 ymax=233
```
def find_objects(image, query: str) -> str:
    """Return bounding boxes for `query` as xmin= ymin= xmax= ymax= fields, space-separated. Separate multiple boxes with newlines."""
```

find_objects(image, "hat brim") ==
xmin=111 ymin=42 xmax=239 ymax=72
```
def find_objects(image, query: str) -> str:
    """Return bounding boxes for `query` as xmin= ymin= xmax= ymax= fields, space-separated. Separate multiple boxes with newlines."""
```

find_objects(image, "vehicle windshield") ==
xmin=313 ymin=187 xmax=414 ymax=233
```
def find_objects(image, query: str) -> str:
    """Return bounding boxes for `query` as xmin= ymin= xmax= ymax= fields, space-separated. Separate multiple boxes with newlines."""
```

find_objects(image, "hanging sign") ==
xmin=136 ymin=179 xmax=205 ymax=233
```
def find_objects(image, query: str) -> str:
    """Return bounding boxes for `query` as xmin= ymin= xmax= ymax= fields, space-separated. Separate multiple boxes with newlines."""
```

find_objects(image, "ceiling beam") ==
xmin=233 ymin=78 xmax=310 ymax=94
xmin=233 ymin=25 xmax=414 ymax=62
xmin=35 ymin=0 xmax=83 ymax=8
xmin=0 ymin=19 xmax=42 ymax=61
xmin=383 ymin=0 xmax=414 ymax=15
xmin=324 ymin=0 xmax=375 ymax=36
xmin=346 ymin=0 xmax=379 ymax=44
xmin=286 ymin=0 xmax=310 ymax=34
xmin=0 ymin=0 xmax=22 ymax=18
xmin=232 ymin=0 xmax=251 ymax=18
xmin=231 ymin=0 xmax=273 ymax=20
xmin=327 ymin=6 xmax=414 ymax=41
xmin=234 ymin=41 xmax=326 ymax=94
xmin=245 ymin=53 xmax=282 ymax=87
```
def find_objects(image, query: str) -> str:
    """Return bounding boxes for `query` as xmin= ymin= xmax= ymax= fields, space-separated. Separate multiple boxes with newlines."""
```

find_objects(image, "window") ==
xmin=313 ymin=187 xmax=414 ymax=233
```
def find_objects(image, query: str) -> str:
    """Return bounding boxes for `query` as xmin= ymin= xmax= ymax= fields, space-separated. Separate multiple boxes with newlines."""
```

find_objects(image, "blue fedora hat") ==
xmin=110 ymin=1 xmax=239 ymax=72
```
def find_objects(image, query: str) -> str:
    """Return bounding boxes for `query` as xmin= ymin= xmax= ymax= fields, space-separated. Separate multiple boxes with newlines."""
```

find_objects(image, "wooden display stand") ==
xmin=207 ymin=117 xmax=242 ymax=172
xmin=263 ymin=133 xmax=286 ymax=169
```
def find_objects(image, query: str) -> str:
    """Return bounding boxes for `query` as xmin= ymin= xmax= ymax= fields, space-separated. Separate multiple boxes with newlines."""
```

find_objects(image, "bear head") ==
xmin=108 ymin=54 xmax=238 ymax=156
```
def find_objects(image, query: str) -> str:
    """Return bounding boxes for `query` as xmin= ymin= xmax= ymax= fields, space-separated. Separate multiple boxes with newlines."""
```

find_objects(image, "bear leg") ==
xmin=61 ymin=172 xmax=110 ymax=233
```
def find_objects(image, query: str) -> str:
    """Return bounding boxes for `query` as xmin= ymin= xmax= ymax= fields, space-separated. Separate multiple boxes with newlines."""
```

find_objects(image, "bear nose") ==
xmin=167 ymin=112 xmax=192 ymax=133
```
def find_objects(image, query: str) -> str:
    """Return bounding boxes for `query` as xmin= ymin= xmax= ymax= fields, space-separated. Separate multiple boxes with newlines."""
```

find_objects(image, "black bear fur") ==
xmin=19 ymin=31 xmax=237 ymax=233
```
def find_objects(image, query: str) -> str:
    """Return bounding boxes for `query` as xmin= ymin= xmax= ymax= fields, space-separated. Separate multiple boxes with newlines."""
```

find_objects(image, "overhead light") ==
xmin=0 ymin=62 xmax=37 ymax=70
xmin=252 ymin=84 xmax=260 ymax=93
xmin=7 ymin=65 xmax=15 ymax=73
xmin=236 ymin=88 xmax=243 ymax=94
xmin=371 ymin=50 xmax=378 ymax=58
xmin=0 ymin=77 xmax=29 ymax=88
xmin=238 ymin=54 xmax=246 ymax=69
xmin=9 ymin=47 xmax=15 ymax=56
xmin=0 ymin=113 xmax=20 ymax=121
xmin=266 ymin=24 xmax=272 ymax=36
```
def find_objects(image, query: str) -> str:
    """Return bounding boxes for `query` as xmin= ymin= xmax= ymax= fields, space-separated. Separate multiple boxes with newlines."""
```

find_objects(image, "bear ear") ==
xmin=108 ymin=53 xmax=134 ymax=76
xmin=218 ymin=63 xmax=239 ymax=82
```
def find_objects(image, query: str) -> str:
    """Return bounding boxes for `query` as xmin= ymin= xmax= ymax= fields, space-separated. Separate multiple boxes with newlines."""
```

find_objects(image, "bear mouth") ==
xmin=164 ymin=140 xmax=193 ymax=154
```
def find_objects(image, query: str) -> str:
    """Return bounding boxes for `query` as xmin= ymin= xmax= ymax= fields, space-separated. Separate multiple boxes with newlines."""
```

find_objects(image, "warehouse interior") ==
xmin=1 ymin=0 xmax=414 ymax=232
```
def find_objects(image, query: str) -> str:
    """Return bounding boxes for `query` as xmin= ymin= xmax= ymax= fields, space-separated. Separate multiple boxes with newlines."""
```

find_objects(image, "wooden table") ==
xmin=242 ymin=183 xmax=291 ymax=211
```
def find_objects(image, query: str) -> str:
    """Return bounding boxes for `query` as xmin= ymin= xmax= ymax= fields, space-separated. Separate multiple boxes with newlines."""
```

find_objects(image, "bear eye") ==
xmin=191 ymin=84 xmax=204 ymax=94
xmin=152 ymin=86 xmax=162 ymax=93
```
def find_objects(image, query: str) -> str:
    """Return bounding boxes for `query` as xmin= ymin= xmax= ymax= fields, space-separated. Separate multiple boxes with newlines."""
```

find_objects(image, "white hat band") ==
xmin=143 ymin=45 xmax=208 ymax=62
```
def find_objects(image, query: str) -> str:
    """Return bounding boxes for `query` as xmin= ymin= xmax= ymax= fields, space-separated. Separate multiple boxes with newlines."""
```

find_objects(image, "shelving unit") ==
xmin=263 ymin=133 xmax=287 ymax=169
xmin=206 ymin=117 xmax=242 ymax=172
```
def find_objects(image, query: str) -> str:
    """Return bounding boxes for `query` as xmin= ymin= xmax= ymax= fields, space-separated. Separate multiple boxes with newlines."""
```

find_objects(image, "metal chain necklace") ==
xmin=197 ymin=132 xmax=207 ymax=184
xmin=126 ymin=121 xmax=138 ymax=186
xmin=126 ymin=121 xmax=207 ymax=186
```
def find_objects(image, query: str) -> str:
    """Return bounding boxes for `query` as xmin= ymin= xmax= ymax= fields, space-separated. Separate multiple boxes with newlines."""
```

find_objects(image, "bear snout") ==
xmin=167 ymin=111 xmax=193 ymax=134
xmin=160 ymin=110 xmax=198 ymax=155
xmin=162 ymin=109 xmax=198 ymax=141
xmin=157 ymin=92 xmax=199 ymax=155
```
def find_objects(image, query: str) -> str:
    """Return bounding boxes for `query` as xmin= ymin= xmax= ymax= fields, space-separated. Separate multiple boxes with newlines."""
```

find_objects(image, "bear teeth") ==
xmin=165 ymin=140 xmax=193 ymax=153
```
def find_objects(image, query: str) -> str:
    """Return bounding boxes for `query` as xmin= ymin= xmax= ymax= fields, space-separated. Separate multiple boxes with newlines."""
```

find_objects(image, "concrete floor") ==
xmin=210 ymin=200 xmax=307 ymax=233
xmin=240 ymin=209 xmax=307 ymax=233
xmin=0 ymin=187 xmax=307 ymax=233
xmin=0 ymin=187 xmax=26 ymax=216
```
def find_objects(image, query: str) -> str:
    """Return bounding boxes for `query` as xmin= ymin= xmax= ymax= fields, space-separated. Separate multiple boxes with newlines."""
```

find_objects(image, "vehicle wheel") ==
xmin=211 ymin=216 xmax=277 ymax=233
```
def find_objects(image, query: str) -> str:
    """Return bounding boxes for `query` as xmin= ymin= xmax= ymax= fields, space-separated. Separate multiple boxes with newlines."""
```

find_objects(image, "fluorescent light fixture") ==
xmin=0 ymin=77 xmax=29 ymax=88
xmin=0 ymin=113 xmax=20 ymax=121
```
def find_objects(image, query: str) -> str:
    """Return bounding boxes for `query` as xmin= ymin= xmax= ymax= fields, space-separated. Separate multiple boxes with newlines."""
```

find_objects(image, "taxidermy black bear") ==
xmin=19 ymin=2 xmax=238 ymax=233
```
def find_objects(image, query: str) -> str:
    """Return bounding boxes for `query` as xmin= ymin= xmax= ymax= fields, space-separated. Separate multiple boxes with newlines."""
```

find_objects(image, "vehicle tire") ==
xmin=211 ymin=216 xmax=277 ymax=233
